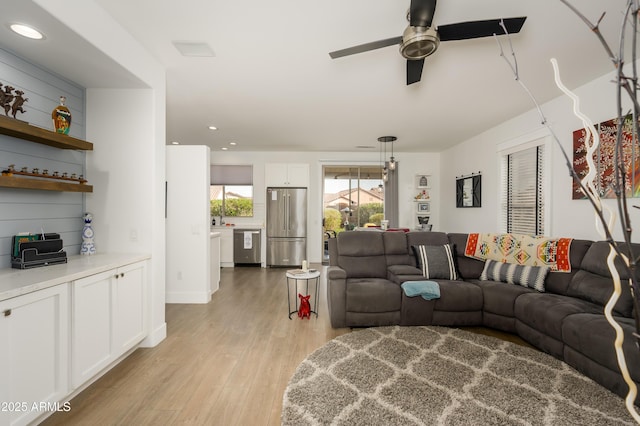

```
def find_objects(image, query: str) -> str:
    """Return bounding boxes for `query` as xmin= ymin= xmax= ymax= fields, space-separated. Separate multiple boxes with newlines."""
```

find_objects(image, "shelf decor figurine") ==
xmin=52 ymin=96 xmax=72 ymax=134
xmin=80 ymin=212 xmax=96 ymax=255
xmin=0 ymin=82 xmax=28 ymax=119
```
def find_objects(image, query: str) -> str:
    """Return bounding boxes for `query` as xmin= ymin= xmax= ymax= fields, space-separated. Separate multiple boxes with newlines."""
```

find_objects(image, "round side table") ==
xmin=285 ymin=270 xmax=320 ymax=319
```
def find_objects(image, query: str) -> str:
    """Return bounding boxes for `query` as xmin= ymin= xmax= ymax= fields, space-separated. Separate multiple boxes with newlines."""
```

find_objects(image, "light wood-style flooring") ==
xmin=42 ymin=265 xmax=530 ymax=425
xmin=42 ymin=265 xmax=350 ymax=425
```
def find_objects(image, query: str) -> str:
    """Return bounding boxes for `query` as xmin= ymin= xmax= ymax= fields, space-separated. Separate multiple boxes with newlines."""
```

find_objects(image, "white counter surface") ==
xmin=0 ymin=253 xmax=151 ymax=302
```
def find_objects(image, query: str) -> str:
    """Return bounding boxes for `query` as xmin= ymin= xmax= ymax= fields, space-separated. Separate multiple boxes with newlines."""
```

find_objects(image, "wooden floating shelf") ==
xmin=0 ymin=115 xmax=93 ymax=151
xmin=0 ymin=175 xmax=93 ymax=193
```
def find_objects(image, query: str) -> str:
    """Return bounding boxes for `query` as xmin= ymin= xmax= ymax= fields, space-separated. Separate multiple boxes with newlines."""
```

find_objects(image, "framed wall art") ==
xmin=416 ymin=174 xmax=431 ymax=189
xmin=416 ymin=201 xmax=430 ymax=213
xmin=456 ymin=174 xmax=481 ymax=208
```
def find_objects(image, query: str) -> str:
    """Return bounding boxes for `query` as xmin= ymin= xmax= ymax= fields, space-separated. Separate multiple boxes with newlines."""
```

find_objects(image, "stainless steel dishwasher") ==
xmin=233 ymin=229 xmax=261 ymax=265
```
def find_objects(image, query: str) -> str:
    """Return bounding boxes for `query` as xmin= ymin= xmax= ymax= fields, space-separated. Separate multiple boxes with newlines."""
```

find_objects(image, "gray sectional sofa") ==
xmin=326 ymin=230 xmax=640 ymax=403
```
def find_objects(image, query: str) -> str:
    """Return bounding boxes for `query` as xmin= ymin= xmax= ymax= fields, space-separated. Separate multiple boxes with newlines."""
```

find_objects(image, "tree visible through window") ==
xmin=210 ymin=185 xmax=253 ymax=217
xmin=501 ymin=145 xmax=544 ymax=235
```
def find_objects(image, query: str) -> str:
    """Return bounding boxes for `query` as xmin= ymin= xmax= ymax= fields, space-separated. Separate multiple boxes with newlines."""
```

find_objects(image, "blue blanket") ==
xmin=401 ymin=280 xmax=441 ymax=300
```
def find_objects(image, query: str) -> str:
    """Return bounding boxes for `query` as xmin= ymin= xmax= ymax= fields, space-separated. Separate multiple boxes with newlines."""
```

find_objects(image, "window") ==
xmin=211 ymin=165 xmax=253 ymax=217
xmin=501 ymin=144 xmax=545 ymax=235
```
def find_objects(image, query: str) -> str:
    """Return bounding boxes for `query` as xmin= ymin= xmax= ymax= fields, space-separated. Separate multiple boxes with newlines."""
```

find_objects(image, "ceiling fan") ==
xmin=329 ymin=0 xmax=526 ymax=85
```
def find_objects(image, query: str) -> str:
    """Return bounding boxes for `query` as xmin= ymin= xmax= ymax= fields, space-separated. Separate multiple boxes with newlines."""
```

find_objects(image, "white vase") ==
xmin=80 ymin=213 xmax=96 ymax=255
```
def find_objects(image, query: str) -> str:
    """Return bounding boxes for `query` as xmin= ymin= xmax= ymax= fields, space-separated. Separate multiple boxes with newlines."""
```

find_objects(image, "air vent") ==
xmin=172 ymin=41 xmax=215 ymax=57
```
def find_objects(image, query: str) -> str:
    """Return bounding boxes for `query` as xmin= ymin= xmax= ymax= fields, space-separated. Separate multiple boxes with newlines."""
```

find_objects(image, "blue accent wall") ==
xmin=0 ymin=48 xmax=86 ymax=268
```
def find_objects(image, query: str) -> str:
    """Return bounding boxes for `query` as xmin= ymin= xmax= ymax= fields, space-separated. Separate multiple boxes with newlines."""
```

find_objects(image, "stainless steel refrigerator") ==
xmin=266 ymin=187 xmax=307 ymax=266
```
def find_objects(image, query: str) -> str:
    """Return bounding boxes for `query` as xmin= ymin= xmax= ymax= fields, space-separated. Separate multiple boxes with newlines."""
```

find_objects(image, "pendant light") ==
xmin=378 ymin=136 xmax=397 ymax=177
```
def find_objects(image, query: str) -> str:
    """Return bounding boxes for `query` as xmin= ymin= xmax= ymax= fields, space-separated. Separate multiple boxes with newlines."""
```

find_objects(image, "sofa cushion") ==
xmin=566 ymin=241 xmax=638 ymax=317
xmin=562 ymin=313 xmax=640 ymax=382
xmin=544 ymin=239 xmax=592 ymax=295
xmin=474 ymin=279 xmax=534 ymax=318
xmin=412 ymin=244 xmax=458 ymax=280
xmin=345 ymin=278 xmax=402 ymax=313
xmin=433 ymin=281 xmax=483 ymax=312
xmin=480 ymin=259 xmax=550 ymax=292
xmin=383 ymin=231 xmax=412 ymax=266
xmin=449 ymin=233 xmax=485 ymax=279
xmin=514 ymin=293 xmax=602 ymax=341
xmin=336 ymin=231 xmax=387 ymax=278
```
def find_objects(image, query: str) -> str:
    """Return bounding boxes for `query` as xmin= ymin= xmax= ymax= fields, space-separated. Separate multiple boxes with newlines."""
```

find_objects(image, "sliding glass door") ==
xmin=322 ymin=166 xmax=384 ymax=263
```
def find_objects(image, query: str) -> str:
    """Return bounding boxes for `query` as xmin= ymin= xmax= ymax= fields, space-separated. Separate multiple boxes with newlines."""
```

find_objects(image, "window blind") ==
xmin=211 ymin=165 xmax=253 ymax=185
xmin=501 ymin=145 xmax=544 ymax=235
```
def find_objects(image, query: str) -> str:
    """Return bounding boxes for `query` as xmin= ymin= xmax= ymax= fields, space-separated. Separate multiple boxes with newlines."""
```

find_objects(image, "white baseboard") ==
xmin=140 ymin=322 xmax=167 ymax=348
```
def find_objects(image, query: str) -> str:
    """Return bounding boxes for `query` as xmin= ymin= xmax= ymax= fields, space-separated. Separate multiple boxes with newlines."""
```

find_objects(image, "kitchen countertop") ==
xmin=0 ymin=253 xmax=151 ymax=302
xmin=211 ymin=225 xmax=263 ymax=231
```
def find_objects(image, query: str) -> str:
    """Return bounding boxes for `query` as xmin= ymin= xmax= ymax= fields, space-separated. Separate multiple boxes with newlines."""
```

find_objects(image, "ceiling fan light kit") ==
xmin=400 ymin=26 xmax=439 ymax=60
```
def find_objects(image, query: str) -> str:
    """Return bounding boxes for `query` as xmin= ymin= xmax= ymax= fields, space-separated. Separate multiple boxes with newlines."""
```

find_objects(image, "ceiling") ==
xmin=0 ymin=0 xmax=633 ymax=153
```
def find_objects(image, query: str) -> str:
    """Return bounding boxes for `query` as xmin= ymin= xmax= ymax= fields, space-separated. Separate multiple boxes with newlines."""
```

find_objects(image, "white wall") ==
xmin=166 ymin=145 xmax=211 ymax=303
xmin=210 ymin=150 xmax=440 ymax=263
xmin=440 ymin=65 xmax=639 ymax=243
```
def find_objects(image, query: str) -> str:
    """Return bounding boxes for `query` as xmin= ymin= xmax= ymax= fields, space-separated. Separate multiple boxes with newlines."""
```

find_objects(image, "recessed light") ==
xmin=221 ymin=147 xmax=228 ymax=151
xmin=356 ymin=145 xmax=375 ymax=149
xmin=171 ymin=141 xmax=179 ymax=145
xmin=229 ymin=142 xmax=237 ymax=146
xmin=9 ymin=23 xmax=44 ymax=40
xmin=208 ymin=126 xmax=217 ymax=130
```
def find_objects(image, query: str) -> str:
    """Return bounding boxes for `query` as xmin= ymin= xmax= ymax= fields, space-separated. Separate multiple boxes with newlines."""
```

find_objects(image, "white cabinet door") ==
xmin=286 ymin=163 xmax=309 ymax=187
xmin=72 ymin=270 xmax=114 ymax=388
xmin=265 ymin=163 xmax=309 ymax=187
xmin=71 ymin=261 xmax=147 ymax=388
xmin=113 ymin=261 xmax=147 ymax=354
xmin=265 ymin=163 xmax=289 ymax=186
xmin=0 ymin=285 xmax=69 ymax=426
xmin=220 ymin=229 xmax=234 ymax=266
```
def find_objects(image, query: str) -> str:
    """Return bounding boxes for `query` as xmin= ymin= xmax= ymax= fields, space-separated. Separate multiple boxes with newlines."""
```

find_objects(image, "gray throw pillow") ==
xmin=480 ymin=259 xmax=549 ymax=292
xmin=412 ymin=244 xmax=458 ymax=280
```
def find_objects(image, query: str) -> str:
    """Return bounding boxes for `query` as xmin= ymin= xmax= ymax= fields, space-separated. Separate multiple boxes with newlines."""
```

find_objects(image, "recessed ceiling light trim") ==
xmin=172 ymin=41 xmax=215 ymax=57
xmin=208 ymin=126 xmax=217 ymax=130
xmin=9 ymin=23 xmax=45 ymax=40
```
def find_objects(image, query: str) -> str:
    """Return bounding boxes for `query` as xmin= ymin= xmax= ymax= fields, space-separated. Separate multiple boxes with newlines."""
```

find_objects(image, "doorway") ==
xmin=322 ymin=166 xmax=384 ymax=264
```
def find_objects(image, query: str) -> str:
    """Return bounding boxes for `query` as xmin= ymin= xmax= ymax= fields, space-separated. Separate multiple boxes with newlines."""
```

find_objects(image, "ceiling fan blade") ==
xmin=329 ymin=36 xmax=403 ymax=59
xmin=438 ymin=17 xmax=526 ymax=41
xmin=410 ymin=0 xmax=437 ymax=28
xmin=407 ymin=59 xmax=425 ymax=85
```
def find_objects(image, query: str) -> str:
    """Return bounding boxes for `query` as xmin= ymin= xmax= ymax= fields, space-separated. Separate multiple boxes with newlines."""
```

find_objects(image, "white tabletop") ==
xmin=286 ymin=269 xmax=320 ymax=280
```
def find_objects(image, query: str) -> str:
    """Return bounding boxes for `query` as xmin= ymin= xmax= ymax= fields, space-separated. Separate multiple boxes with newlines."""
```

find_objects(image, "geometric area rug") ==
xmin=282 ymin=326 xmax=635 ymax=425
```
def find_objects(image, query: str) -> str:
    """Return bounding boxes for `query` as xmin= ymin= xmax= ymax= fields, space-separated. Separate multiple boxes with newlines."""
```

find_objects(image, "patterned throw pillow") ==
xmin=412 ymin=244 xmax=458 ymax=280
xmin=480 ymin=259 xmax=549 ymax=292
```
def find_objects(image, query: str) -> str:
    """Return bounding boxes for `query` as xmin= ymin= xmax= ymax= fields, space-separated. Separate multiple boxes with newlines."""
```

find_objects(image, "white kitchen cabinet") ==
xmin=71 ymin=261 xmax=147 ymax=388
xmin=0 ymin=285 xmax=69 ymax=426
xmin=113 ymin=261 xmax=147 ymax=355
xmin=265 ymin=163 xmax=309 ymax=187
xmin=219 ymin=228 xmax=234 ymax=267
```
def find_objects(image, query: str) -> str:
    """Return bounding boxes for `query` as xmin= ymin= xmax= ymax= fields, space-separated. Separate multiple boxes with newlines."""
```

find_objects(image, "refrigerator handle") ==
xmin=286 ymin=193 xmax=290 ymax=231
xmin=283 ymin=192 xmax=288 ymax=232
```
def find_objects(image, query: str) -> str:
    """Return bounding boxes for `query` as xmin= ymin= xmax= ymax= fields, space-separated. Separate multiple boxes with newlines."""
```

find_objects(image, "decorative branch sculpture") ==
xmin=495 ymin=1 xmax=640 ymax=420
